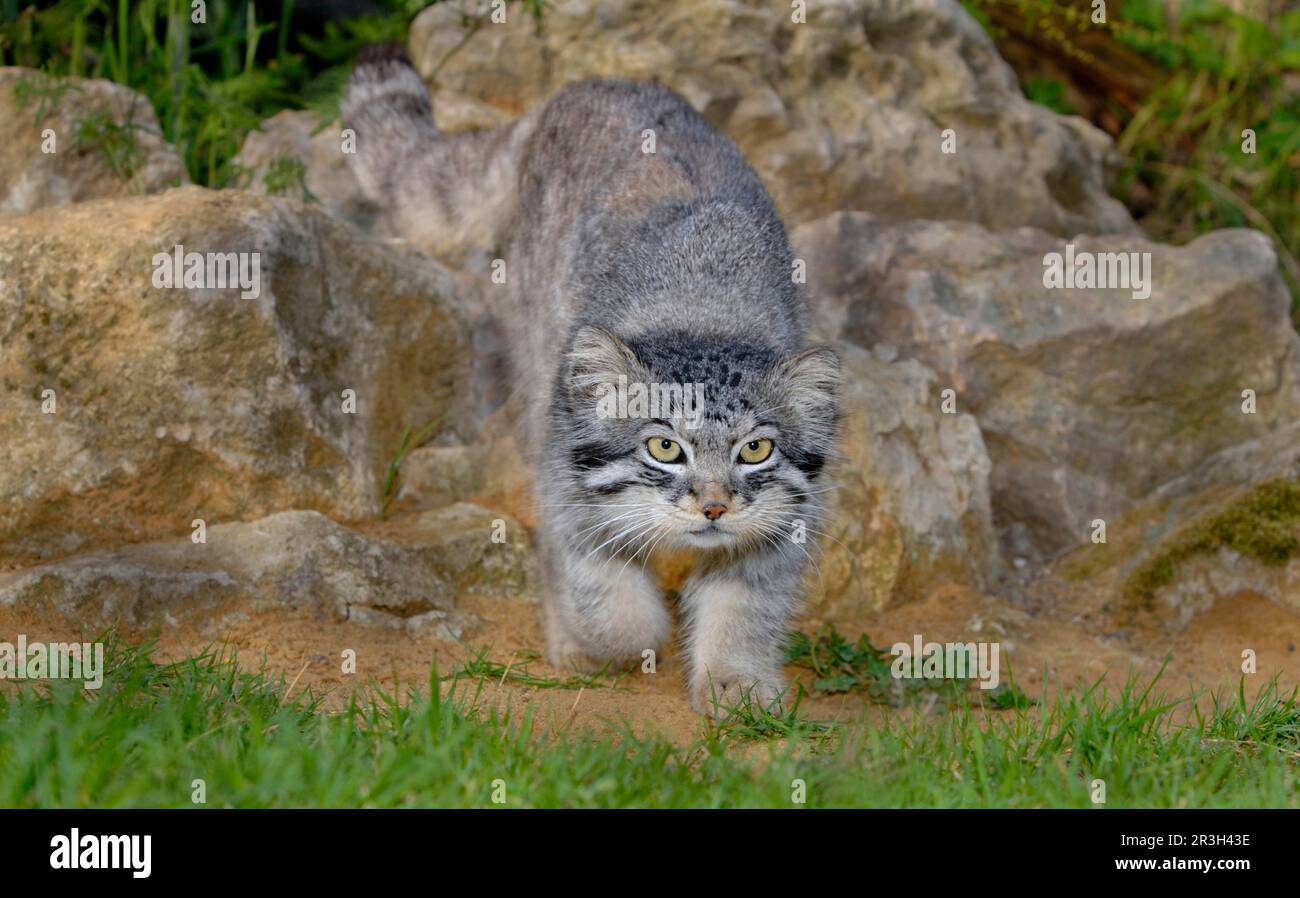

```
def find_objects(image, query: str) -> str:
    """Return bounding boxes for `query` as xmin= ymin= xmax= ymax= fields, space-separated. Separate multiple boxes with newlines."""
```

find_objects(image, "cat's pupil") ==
xmin=748 ymin=441 xmax=759 ymax=450
xmin=661 ymin=440 xmax=672 ymax=450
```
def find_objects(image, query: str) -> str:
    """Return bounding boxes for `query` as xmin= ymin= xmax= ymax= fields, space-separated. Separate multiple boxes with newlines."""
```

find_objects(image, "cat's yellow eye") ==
xmin=647 ymin=437 xmax=683 ymax=463
xmin=738 ymin=438 xmax=773 ymax=464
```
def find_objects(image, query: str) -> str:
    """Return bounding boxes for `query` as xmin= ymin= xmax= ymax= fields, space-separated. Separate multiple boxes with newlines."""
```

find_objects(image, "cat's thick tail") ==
xmin=342 ymin=43 xmax=534 ymax=260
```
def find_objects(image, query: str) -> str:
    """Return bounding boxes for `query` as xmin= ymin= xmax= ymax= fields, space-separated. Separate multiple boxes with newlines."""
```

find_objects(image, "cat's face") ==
xmin=558 ymin=326 xmax=838 ymax=556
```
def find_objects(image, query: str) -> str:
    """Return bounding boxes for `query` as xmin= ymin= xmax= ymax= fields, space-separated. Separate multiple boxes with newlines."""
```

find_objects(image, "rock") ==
xmin=0 ymin=68 xmax=189 ymax=213
xmin=0 ymin=511 xmax=468 ymax=633
xmin=1141 ymin=549 xmax=1300 ymax=628
xmin=794 ymin=211 xmax=1300 ymax=559
xmin=0 ymin=187 xmax=471 ymax=563
xmin=0 ymin=505 xmax=537 ymax=633
xmin=1055 ymin=478 xmax=1300 ymax=631
xmin=395 ymin=393 xmax=535 ymax=514
xmin=397 ymin=444 xmax=485 ymax=506
xmin=395 ymin=502 xmax=539 ymax=601
xmin=232 ymin=109 xmax=397 ymax=237
xmin=1154 ymin=420 xmax=1300 ymax=503
xmin=405 ymin=0 xmax=1134 ymax=236
xmin=812 ymin=343 xmax=998 ymax=614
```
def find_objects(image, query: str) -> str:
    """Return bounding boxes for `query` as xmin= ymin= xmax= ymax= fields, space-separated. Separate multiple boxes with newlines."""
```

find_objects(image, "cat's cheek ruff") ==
xmin=580 ymin=457 xmax=641 ymax=495
xmin=741 ymin=464 xmax=813 ymax=509
xmin=638 ymin=465 xmax=680 ymax=489
xmin=735 ymin=459 xmax=809 ymax=499
xmin=590 ymin=480 xmax=631 ymax=497
xmin=569 ymin=440 xmax=632 ymax=472
xmin=735 ymin=469 xmax=776 ymax=500
xmin=783 ymin=446 xmax=827 ymax=479
xmin=579 ymin=457 xmax=683 ymax=497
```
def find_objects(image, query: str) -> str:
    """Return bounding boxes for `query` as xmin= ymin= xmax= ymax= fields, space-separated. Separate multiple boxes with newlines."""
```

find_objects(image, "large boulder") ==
xmin=0 ymin=511 xmax=481 ymax=635
xmin=812 ymin=343 xmax=998 ymax=613
xmin=795 ymin=211 xmax=1300 ymax=558
xmin=0 ymin=187 xmax=471 ymax=563
xmin=0 ymin=68 xmax=189 ymax=213
xmin=406 ymin=0 xmax=1134 ymax=236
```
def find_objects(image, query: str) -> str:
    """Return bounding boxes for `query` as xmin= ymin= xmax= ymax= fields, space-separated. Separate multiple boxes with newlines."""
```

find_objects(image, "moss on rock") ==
xmin=1123 ymin=478 xmax=1300 ymax=607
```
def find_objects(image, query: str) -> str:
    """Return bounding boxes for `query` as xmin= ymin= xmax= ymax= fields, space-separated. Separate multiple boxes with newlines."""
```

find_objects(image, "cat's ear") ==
xmin=566 ymin=325 xmax=643 ymax=399
xmin=774 ymin=345 xmax=840 ymax=435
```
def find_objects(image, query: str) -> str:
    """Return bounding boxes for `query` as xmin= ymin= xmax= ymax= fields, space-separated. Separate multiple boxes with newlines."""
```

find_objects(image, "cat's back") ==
xmin=517 ymin=78 xmax=761 ymax=215
xmin=510 ymin=78 xmax=802 ymax=349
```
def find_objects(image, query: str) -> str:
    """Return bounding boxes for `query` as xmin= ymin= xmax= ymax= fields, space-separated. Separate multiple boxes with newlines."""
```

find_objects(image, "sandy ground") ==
xmin=3 ymin=559 xmax=1296 ymax=745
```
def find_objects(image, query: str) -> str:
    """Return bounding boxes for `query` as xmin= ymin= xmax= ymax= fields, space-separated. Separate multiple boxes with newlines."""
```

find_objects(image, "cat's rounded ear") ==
xmin=566 ymin=325 xmax=643 ymax=398
xmin=775 ymin=345 xmax=840 ymax=433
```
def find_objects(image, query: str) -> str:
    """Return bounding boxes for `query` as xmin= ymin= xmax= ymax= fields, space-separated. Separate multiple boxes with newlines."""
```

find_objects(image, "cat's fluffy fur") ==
xmin=344 ymin=45 xmax=839 ymax=714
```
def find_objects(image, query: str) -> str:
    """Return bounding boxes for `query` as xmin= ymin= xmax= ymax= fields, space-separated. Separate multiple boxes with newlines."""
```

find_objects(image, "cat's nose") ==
xmin=702 ymin=502 xmax=727 ymax=520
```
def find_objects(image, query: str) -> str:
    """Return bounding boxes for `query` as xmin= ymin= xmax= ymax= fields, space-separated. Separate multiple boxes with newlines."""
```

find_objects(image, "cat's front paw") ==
xmin=689 ymin=667 xmax=785 ymax=719
xmin=545 ymin=627 xmax=604 ymax=674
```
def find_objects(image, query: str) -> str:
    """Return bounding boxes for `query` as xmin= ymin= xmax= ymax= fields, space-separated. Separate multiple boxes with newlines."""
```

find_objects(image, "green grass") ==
xmin=786 ymin=624 xmax=1036 ymax=711
xmin=254 ymin=153 xmax=317 ymax=201
xmin=1 ymin=1 xmax=550 ymax=189
xmin=454 ymin=646 xmax=624 ymax=690
xmin=1112 ymin=1 xmax=1300 ymax=318
xmin=1022 ymin=74 xmax=1075 ymax=115
xmin=2 ymin=0 xmax=409 ymax=187
xmin=704 ymin=685 xmax=841 ymax=751
xmin=381 ymin=413 xmax=445 ymax=513
xmin=10 ymin=68 xmax=78 ymax=124
xmin=2 ymin=639 xmax=1298 ymax=808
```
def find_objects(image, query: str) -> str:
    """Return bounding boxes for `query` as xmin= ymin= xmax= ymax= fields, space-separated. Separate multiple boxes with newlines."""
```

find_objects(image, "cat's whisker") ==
xmin=587 ymin=516 xmax=659 ymax=560
xmin=574 ymin=512 xmax=658 ymax=553
xmin=572 ymin=522 xmax=646 ymax=553
xmin=781 ymin=519 xmax=849 ymax=550
xmin=797 ymin=483 xmax=845 ymax=496
xmin=745 ymin=515 xmax=827 ymax=586
xmin=638 ymin=528 xmax=674 ymax=574
xmin=615 ymin=522 xmax=666 ymax=581
xmin=569 ymin=506 xmax=651 ymax=539
xmin=569 ymin=507 xmax=654 ymax=540
xmin=612 ymin=523 xmax=663 ymax=564
xmin=541 ymin=502 xmax=654 ymax=509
